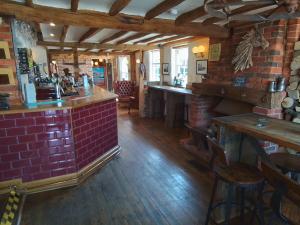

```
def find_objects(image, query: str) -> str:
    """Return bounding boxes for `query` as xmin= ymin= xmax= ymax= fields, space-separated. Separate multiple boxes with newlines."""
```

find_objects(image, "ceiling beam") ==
xmin=32 ymin=22 xmax=43 ymax=41
xmin=116 ymin=33 xmax=148 ymax=44
xmin=99 ymin=31 xmax=128 ymax=44
xmin=162 ymin=36 xmax=203 ymax=47
xmin=0 ymin=2 xmax=229 ymax=38
xmin=202 ymin=3 xmax=275 ymax=25
xmin=25 ymin=0 xmax=34 ymax=7
xmin=60 ymin=25 xmax=69 ymax=42
xmin=147 ymin=35 xmax=188 ymax=45
xmin=37 ymin=41 xmax=157 ymax=51
xmin=133 ymin=34 xmax=166 ymax=44
xmin=48 ymin=49 xmax=130 ymax=56
xmin=71 ymin=0 xmax=80 ymax=12
xmin=109 ymin=0 xmax=131 ymax=16
xmin=79 ymin=28 xmax=102 ymax=43
xmin=175 ymin=6 xmax=206 ymax=25
xmin=145 ymin=0 xmax=185 ymax=20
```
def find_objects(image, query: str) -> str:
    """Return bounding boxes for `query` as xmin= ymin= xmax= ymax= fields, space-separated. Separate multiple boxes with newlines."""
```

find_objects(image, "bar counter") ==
xmin=0 ymin=86 xmax=119 ymax=194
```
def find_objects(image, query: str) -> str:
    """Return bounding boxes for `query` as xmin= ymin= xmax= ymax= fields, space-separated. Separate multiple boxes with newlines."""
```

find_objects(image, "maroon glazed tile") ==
xmin=40 ymin=162 xmax=60 ymax=171
xmin=35 ymin=116 xmax=54 ymax=125
xmin=16 ymin=118 xmax=35 ymax=127
xmin=0 ymin=129 xmax=6 ymax=137
xmin=24 ymin=111 xmax=44 ymax=118
xmin=48 ymin=139 xmax=63 ymax=147
xmin=12 ymin=159 xmax=30 ymax=168
xmin=0 ymin=162 xmax=11 ymax=171
xmin=49 ymin=154 xmax=66 ymax=162
xmin=32 ymin=172 xmax=51 ymax=180
xmin=18 ymin=134 xmax=36 ymax=143
xmin=0 ymin=136 xmax=18 ymax=145
xmin=22 ymin=166 xmax=41 ymax=175
xmin=51 ymin=168 xmax=67 ymax=177
xmin=0 ymin=120 xmax=16 ymax=129
xmin=6 ymin=127 xmax=26 ymax=136
xmin=3 ymin=169 xmax=21 ymax=179
xmin=9 ymin=143 xmax=28 ymax=152
xmin=27 ymin=126 xmax=44 ymax=134
xmin=1 ymin=152 xmax=20 ymax=161
xmin=28 ymin=141 xmax=47 ymax=150
xmin=4 ymin=113 xmax=24 ymax=120
xmin=44 ymin=110 xmax=57 ymax=116
xmin=37 ymin=132 xmax=56 ymax=140
xmin=20 ymin=150 xmax=38 ymax=159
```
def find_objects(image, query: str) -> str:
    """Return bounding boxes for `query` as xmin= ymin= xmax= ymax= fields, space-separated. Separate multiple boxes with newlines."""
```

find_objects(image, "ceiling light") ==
xmin=136 ymin=59 xmax=141 ymax=64
xmin=50 ymin=22 xmax=56 ymax=27
xmin=50 ymin=33 xmax=55 ymax=37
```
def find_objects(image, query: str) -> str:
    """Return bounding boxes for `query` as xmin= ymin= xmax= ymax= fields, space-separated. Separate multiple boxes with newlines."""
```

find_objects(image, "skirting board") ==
xmin=0 ymin=145 xmax=120 ymax=194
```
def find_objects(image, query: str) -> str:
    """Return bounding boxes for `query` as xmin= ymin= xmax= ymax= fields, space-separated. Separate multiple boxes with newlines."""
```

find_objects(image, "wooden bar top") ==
xmin=213 ymin=113 xmax=300 ymax=152
xmin=149 ymin=85 xmax=194 ymax=95
xmin=0 ymin=86 xmax=117 ymax=115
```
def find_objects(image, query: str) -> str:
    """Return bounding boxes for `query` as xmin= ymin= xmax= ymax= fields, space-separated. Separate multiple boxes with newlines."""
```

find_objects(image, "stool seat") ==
xmin=270 ymin=153 xmax=300 ymax=173
xmin=215 ymin=162 xmax=264 ymax=186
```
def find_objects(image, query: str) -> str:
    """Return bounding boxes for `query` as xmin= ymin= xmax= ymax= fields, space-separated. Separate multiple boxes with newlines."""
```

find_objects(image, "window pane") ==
xmin=149 ymin=50 xmax=160 ymax=82
xmin=173 ymin=47 xmax=188 ymax=87
xmin=118 ymin=56 xmax=129 ymax=80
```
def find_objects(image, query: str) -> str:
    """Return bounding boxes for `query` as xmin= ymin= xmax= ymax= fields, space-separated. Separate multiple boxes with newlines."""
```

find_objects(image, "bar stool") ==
xmin=270 ymin=153 xmax=300 ymax=182
xmin=204 ymin=137 xmax=265 ymax=225
xmin=261 ymin=161 xmax=300 ymax=225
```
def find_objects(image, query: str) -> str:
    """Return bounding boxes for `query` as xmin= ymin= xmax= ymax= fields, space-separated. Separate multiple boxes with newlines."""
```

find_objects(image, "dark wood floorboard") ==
xmin=21 ymin=109 xmax=213 ymax=225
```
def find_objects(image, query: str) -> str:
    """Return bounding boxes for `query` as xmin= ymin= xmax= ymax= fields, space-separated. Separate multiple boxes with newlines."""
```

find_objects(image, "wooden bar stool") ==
xmin=204 ymin=137 xmax=265 ymax=225
xmin=270 ymin=153 xmax=300 ymax=182
xmin=261 ymin=161 xmax=300 ymax=225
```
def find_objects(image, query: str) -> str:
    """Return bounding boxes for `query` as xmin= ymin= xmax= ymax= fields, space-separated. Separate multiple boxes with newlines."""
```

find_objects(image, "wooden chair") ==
xmin=114 ymin=80 xmax=135 ymax=114
xmin=261 ymin=161 xmax=300 ymax=225
xmin=204 ymin=136 xmax=265 ymax=225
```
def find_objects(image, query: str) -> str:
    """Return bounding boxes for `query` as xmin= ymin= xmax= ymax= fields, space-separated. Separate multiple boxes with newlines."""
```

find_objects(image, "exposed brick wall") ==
xmin=72 ymin=99 xmax=118 ymax=170
xmin=51 ymin=53 xmax=116 ymax=77
xmin=207 ymin=19 xmax=300 ymax=91
xmin=0 ymin=100 xmax=118 ymax=183
xmin=0 ymin=17 xmax=21 ymax=105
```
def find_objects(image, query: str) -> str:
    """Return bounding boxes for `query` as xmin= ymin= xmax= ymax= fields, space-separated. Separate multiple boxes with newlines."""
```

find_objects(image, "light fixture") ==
xmin=192 ymin=45 xmax=206 ymax=58
xmin=51 ymin=60 xmax=57 ymax=64
xmin=94 ymin=61 xmax=99 ymax=66
xmin=50 ymin=33 xmax=55 ymax=37
xmin=136 ymin=59 xmax=141 ymax=64
xmin=99 ymin=58 xmax=103 ymax=63
xmin=91 ymin=60 xmax=94 ymax=66
xmin=50 ymin=22 xmax=56 ymax=27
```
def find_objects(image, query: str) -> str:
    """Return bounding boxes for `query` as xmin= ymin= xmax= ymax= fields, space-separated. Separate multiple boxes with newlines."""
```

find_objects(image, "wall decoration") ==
xmin=0 ymin=68 xmax=15 ymax=85
xmin=12 ymin=19 xmax=37 ymax=48
xmin=233 ymin=76 xmax=247 ymax=87
xmin=162 ymin=63 xmax=169 ymax=75
xmin=0 ymin=41 xmax=11 ymax=59
xmin=208 ymin=43 xmax=221 ymax=62
xmin=196 ymin=60 xmax=208 ymax=75
xmin=232 ymin=28 xmax=269 ymax=73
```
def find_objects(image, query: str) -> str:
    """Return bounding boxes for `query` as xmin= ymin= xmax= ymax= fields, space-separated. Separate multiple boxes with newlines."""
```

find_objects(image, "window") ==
xmin=172 ymin=47 xmax=189 ymax=87
xmin=149 ymin=50 xmax=160 ymax=82
xmin=118 ymin=56 xmax=130 ymax=80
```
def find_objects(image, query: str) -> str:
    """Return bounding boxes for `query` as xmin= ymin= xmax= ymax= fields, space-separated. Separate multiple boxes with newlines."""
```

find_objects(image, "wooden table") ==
xmin=213 ymin=113 xmax=300 ymax=153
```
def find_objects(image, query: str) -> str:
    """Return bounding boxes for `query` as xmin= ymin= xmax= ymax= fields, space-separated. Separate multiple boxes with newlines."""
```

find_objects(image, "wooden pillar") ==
xmin=73 ymin=48 xmax=79 ymax=79
xmin=159 ymin=47 xmax=164 ymax=86
xmin=130 ymin=53 xmax=137 ymax=82
xmin=138 ymin=50 xmax=145 ymax=117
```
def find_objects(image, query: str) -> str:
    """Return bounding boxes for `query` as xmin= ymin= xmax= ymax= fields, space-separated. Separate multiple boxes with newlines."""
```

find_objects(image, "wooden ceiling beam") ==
xmin=48 ymin=49 xmax=128 ymax=56
xmin=162 ymin=37 xmax=203 ymax=47
xmin=202 ymin=3 xmax=275 ymax=25
xmin=175 ymin=6 xmax=206 ymax=25
xmin=60 ymin=25 xmax=69 ymax=42
xmin=109 ymin=0 xmax=131 ymax=16
xmin=116 ymin=33 xmax=148 ymax=44
xmin=25 ymin=0 xmax=34 ymax=7
xmin=0 ymin=2 xmax=229 ymax=38
xmin=147 ymin=35 xmax=188 ymax=45
xmin=79 ymin=28 xmax=102 ymax=43
xmin=71 ymin=0 xmax=80 ymax=12
xmin=133 ymin=34 xmax=166 ymax=44
xmin=99 ymin=31 xmax=128 ymax=44
xmin=145 ymin=0 xmax=185 ymax=20
xmin=37 ymin=41 xmax=157 ymax=51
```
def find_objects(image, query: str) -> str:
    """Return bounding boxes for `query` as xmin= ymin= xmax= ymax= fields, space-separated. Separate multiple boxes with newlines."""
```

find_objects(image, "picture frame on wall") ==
xmin=162 ymin=63 xmax=169 ymax=75
xmin=196 ymin=60 xmax=208 ymax=75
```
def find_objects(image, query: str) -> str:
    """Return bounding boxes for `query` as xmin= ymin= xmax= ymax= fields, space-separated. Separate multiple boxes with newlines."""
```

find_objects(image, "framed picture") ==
xmin=162 ymin=63 xmax=169 ymax=75
xmin=196 ymin=60 xmax=208 ymax=75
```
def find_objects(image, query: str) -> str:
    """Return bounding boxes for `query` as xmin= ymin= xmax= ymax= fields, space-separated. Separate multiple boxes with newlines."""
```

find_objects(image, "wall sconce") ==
xmin=99 ymin=58 xmax=103 ymax=63
xmin=136 ymin=59 xmax=141 ymax=64
xmin=192 ymin=45 xmax=206 ymax=58
xmin=51 ymin=60 xmax=57 ymax=64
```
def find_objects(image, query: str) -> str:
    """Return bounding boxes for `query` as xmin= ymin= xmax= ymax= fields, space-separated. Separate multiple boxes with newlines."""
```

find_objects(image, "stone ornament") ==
xmin=232 ymin=28 xmax=269 ymax=73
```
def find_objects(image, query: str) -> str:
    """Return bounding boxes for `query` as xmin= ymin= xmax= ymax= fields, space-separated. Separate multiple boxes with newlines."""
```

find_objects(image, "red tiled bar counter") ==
xmin=0 ymin=87 xmax=119 ymax=193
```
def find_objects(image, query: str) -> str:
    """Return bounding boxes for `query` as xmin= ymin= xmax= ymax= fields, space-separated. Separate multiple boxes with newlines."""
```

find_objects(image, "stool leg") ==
xmin=204 ymin=176 xmax=219 ymax=225
xmin=240 ymin=187 xmax=245 ymax=224
xmin=224 ymin=184 xmax=234 ymax=225
xmin=257 ymin=182 xmax=265 ymax=225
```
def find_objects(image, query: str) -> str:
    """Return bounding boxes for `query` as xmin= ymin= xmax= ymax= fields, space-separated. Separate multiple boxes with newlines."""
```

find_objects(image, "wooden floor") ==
xmin=21 ymin=109 xmax=213 ymax=225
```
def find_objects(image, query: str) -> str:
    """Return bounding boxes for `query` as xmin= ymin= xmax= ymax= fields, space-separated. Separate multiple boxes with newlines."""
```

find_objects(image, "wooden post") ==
xmin=138 ymin=50 xmax=145 ymax=117
xmin=160 ymin=46 xmax=164 ymax=86
xmin=73 ymin=48 xmax=79 ymax=79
